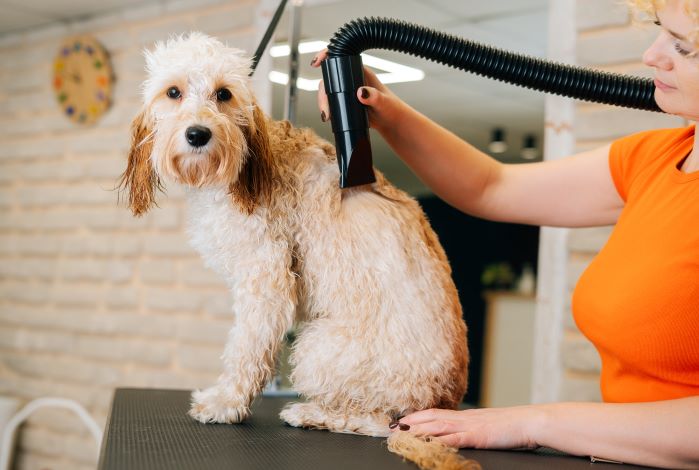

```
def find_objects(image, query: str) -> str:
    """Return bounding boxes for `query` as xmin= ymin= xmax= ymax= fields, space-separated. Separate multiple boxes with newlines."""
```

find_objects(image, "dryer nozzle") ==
xmin=321 ymin=55 xmax=376 ymax=188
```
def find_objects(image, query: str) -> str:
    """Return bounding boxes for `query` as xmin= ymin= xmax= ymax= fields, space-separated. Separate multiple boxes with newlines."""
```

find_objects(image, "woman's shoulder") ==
xmin=613 ymin=124 xmax=695 ymax=154
xmin=608 ymin=125 xmax=694 ymax=201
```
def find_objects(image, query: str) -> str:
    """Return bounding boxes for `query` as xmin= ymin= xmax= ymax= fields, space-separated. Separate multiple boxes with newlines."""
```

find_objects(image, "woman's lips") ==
xmin=654 ymin=78 xmax=676 ymax=91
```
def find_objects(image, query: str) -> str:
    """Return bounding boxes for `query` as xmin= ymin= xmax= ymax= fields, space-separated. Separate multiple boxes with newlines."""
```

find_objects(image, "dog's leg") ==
xmin=280 ymin=402 xmax=392 ymax=437
xmin=189 ymin=244 xmax=297 ymax=424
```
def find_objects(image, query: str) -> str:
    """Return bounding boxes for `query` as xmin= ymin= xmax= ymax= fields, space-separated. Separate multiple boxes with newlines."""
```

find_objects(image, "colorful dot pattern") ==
xmin=53 ymin=36 xmax=113 ymax=125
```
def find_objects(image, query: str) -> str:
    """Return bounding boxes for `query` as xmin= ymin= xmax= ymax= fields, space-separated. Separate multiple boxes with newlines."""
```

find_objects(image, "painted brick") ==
xmin=15 ymin=450 xmax=97 ymax=470
xmin=0 ymin=235 xmax=18 ymax=254
xmin=16 ymin=235 xmax=60 ymax=256
xmin=180 ymin=260 xmax=226 ymax=287
xmin=566 ymin=255 xmax=593 ymax=291
xmin=575 ymin=107 xmax=685 ymax=141
xmin=135 ymin=18 xmax=193 ymax=47
xmin=144 ymin=287 xmax=204 ymax=312
xmin=1 ymin=280 xmax=50 ymax=304
xmin=61 ymin=234 xmax=142 ymax=257
xmin=203 ymin=293 xmax=233 ymax=318
xmin=576 ymin=0 xmax=629 ymax=31
xmin=122 ymin=3 xmax=165 ymax=23
xmin=176 ymin=344 xmax=223 ymax=373
xmin=143 ymin=233 xmax=195 ymax=256
xmin=562 ymin=333 xmax=601 ymax=373
xmin=149 ymin=203 xmax=181 ymax=229
xmin=559 ymin=373 xmax=603 ymax=402
xmin=176 ymin=316 xmax=231 ymax=344
xmin=23 ymin=23 xmax=71 ymax=45
xmin=567 ymin=226 xmax=613 ymax=253
xmin=4 ymin=353 xmax=122 ymax=386
xmin=104 ymin=286 xmax=140 ymax=309
xmin=194 ymin=3 xmax=256 ymax=36
xmin=24 ymin=407 xmax=96 ymax=437
xmin=0 ymin=376 xmax=109 ymax=409
xmin=95 ymin=29 xmax=136 ymax=53
xmin=0 ymin=65 xmax=48 ymax=94
xmin=125 ymin=368 xmax=214 ymax=389
xmin=18 ymin=426 xmax=99 ymax=464
xmin=577 ymin=26 xmax=656 ymax=66
xmin=165 ymin=0 xmax=230 ymax=14
xmin=140 ymin=260 xmax=177 ymax=284
xmin=51 ymin=284 xmax=105 ymax=307
xmin=0 ymin=258 xmax=56 ymax=280
xmin=75 ymin=336 xmax=172 ymax=366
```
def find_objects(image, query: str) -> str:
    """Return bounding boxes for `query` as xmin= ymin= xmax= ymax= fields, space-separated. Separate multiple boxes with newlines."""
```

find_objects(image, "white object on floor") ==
xmin=0 ymin=397 xmax=102 ymax=470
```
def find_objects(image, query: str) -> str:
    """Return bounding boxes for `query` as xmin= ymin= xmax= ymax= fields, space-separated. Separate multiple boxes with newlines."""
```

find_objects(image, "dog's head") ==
xmin=119 ymin=32 xmax=273 ymax=216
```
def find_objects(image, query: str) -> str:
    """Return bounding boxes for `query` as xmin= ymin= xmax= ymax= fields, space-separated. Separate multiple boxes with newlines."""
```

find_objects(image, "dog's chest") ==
xmin=183 ymin=188 xmax=271 ymax=276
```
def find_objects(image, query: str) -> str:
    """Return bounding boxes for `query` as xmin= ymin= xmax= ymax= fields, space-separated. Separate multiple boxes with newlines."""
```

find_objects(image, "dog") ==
xmin=119 ymin=31 xmax=469 ymax=458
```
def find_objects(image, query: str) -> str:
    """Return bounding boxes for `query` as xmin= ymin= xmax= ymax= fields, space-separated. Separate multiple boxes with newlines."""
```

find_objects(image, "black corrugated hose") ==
xmin=326 ymin=17 xmax=661 ymax=112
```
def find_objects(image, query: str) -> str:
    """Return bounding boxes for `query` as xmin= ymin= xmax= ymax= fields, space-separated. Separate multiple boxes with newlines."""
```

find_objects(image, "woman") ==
xmin=312 ymin=0 xmax=699 ymax=468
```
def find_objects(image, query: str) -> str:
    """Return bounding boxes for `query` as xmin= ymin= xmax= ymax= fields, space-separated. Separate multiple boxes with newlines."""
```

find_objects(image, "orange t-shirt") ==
xmin=572 ymin=125 xmax=699 ymax=403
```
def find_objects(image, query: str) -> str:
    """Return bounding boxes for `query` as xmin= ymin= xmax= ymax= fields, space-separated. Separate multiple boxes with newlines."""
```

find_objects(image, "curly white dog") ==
xmin=120 ymin=32 xmax=469 ymax=439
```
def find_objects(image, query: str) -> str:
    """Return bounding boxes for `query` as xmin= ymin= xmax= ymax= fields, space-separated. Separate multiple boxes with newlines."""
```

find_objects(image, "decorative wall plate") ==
xmin=53 ymin=35 xmax=113 ymax=125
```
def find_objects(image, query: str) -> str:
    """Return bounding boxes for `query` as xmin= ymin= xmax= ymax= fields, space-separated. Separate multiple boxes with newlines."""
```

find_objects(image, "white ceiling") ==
xmin=0 ymin=0 xmax=549 ymax=194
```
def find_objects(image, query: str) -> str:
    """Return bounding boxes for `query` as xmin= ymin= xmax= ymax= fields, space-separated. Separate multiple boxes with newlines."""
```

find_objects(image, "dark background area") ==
xmin=417 ymin=195 xmax=540 ymax=405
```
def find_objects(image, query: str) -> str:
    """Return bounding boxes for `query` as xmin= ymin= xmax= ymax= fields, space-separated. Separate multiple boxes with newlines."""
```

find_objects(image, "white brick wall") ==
xmin=0 ymin=1 xmax=265 ymax=469
xmin=557 ymin=0 xmax=689 ymax=402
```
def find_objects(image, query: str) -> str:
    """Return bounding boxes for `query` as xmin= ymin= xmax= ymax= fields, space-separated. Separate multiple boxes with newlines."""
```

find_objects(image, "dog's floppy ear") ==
xmin=118 ymin=109 xmax=161 ymax=216
xmin=229 ymin=103 xmax=274 ymax=215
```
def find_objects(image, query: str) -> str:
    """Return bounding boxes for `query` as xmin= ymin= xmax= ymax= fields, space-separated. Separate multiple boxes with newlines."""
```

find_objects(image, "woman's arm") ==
xmin=313 ymin=52 xmax=624 ymax=227
xmin=396 ymin=396 xmax=699 ymax=469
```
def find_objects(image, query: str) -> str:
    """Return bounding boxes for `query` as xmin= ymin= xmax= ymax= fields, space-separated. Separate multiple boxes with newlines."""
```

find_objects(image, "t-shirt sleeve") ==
xmin=608 ymin=130 xmax=656 ymax=202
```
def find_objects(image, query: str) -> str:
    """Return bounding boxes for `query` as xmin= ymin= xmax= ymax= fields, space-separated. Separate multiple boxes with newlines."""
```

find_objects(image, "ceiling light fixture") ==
xmin=268 ymin=40 xmax=425 ymax=91
xmin=488 ymin=128 xmax=508 ymax=154
xmin=520 ymin=134 xmax=539 ymax=160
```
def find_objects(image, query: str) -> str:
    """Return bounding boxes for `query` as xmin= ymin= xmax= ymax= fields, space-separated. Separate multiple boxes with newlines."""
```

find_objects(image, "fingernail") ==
xmin=320 ymin=110 xmax=327 ymax=122
xmin=360 ymin=87 xmax=369 ymax=99
xmin=310 ymin=56 xmax=318 ymax=66
xmin=399 ymin=423 xmax=410 ymax=431
xmin=389 ymin=422 xmax=399 ymax=429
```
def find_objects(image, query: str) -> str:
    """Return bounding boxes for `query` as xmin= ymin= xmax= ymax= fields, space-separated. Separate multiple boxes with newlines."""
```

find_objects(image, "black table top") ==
xmin=98 ymin=388 xmax=654 ymax=470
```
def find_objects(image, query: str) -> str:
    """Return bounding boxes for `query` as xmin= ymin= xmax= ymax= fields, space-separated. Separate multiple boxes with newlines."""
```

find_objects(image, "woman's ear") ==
xmin=229 ymin=103 xmax=274 ymax=214
xmin=118 ymin=109 xmax=160 ymax=216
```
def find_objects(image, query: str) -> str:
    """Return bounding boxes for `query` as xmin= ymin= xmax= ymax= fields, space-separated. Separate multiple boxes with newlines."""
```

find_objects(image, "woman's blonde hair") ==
xmin=627 ymin=0 xmax=699 ymax=48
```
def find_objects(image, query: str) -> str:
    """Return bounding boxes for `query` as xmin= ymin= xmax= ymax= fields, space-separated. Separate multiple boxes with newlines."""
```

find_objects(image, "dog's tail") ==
xmin=387 ymin=432 xmax=482 ymax=470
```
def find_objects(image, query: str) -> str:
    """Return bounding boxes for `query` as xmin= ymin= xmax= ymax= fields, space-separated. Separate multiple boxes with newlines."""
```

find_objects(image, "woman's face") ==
xmin=643 ymin=0 xmax=699 ymax=120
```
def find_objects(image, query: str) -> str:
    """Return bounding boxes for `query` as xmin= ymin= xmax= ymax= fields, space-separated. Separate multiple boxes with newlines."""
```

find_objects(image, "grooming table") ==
xmin=98 ymin=388 xmax=653 ymax=469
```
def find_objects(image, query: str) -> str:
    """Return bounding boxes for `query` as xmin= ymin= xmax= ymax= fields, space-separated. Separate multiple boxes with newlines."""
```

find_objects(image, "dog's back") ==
xmin=263 ymin=119 xmax=469 ymax=418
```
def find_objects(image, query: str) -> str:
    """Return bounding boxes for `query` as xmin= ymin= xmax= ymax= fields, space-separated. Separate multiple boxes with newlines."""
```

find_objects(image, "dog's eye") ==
xmin=167 ymin=86 xmax=181 ymax=99
xmin=216 ymin=88 xmax=232 ymax=102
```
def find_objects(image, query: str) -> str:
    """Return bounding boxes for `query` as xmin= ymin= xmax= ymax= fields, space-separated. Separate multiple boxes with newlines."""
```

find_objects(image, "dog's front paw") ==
xmin=189 ymin=387 xmax=250 ymax=424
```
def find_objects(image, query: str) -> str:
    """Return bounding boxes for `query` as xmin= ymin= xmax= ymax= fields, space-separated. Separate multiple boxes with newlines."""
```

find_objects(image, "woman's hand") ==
xmin=392 ymin=406 xmax=545 ymax=450
xmin=310 ymin=49 xmax=407 ymax=134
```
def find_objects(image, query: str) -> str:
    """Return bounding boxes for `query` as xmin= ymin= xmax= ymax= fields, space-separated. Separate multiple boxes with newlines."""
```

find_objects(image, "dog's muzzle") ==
xmin=186 ymin=125 xmax=212 ymax=147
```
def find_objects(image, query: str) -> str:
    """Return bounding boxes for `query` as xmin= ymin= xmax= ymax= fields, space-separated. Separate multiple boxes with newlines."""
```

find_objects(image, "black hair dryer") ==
xmin=322 ymin=17 xmax=662 ymax=189
xmin=321 ymin=55 xmax=376 ymax=188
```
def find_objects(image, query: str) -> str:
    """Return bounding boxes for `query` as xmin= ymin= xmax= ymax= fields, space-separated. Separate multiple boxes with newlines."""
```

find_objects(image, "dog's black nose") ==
xmin=185 ymin=125 xmax=212 ymax=147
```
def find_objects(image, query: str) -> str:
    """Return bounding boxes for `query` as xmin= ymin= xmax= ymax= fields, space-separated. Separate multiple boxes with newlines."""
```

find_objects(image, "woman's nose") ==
xmin=643 ymin=33 xmax=673 ymax=70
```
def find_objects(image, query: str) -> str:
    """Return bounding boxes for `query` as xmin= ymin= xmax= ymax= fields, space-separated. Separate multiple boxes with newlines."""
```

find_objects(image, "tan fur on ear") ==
xmin=118 ymin=110 xmax=161 ymax=216
xmin=229 ymin=104 xmax=274 ymax=215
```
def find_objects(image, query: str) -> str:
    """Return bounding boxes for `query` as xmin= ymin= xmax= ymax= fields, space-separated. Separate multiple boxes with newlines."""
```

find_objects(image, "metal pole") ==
xmin=284 ymin=0 xmax=304 ymax=124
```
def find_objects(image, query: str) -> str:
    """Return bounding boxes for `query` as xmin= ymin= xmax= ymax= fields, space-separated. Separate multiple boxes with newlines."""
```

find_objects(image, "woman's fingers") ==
xmin=310 ymin=48 xmax=329 ymax=67
xmin=434 ymin=432 xmax=479 ymax=448
xmin=313 ymin=49 xmax=330 ymax=121
xmin=317 ymin=78 xmax=329 ymax=122
xmin=312 ymin=48 xmax=392 ymax=125
xmin=400 ymin=419 xmax=462 ymax=438
xmin=399 ymin=408 xmax=463 ymax=426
